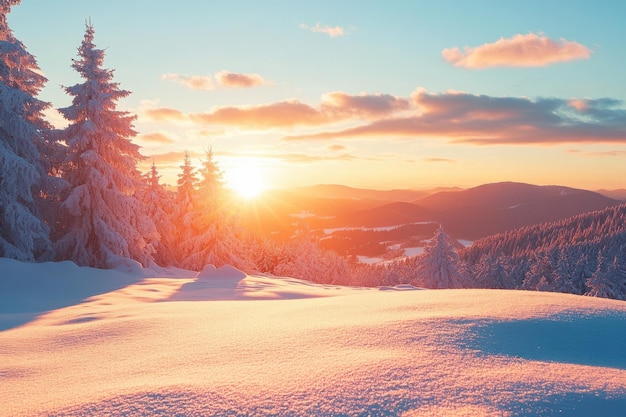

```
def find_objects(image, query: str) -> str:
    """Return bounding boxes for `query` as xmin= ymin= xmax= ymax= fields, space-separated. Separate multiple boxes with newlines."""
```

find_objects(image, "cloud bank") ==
xmin=144 ymin=92 xmax=408 ymax=129
xmin=143 ymin=89 xmax=626 ymax=146
xmin=442 ymin=33 xmax=592 ymax=69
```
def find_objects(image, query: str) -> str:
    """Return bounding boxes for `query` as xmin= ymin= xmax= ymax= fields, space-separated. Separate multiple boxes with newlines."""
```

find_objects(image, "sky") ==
xmin=8 ymin=0 xmax=626 ymax=191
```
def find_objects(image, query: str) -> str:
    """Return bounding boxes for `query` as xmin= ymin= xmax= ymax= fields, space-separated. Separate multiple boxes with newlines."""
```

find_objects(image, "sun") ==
xmin=224 ymin=160 xmax=266 ymax=199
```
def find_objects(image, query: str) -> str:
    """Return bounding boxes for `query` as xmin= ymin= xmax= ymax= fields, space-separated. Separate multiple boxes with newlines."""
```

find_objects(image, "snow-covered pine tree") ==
xmin=55 ymin=23 xmax=157 ymax=269
xmin=522 ymin=253 xmax=554 ymax=291
xmin=586 ymin=253 xmax=625 ymax=300
xmin=196 ymin=147 xmax=223 ymax=212
xmin=172 ymin=151 xmax=197 ymax=265
xmin=415 ymin=225 xmax=467 ymax=289
xmin=0 ymin=0 xmax=55 ymax=261
xmin=473 ymin=255 xmax=513 ymax=289
xmin=586 ymin=253 xmax=613 ymax=299
xmin=138 ymin=161 xmax=175 ymax=266
xmin=181 ymin=148 xmax=248 ymax=270
xmin=273 ymin=229 xmax=349 ymax=285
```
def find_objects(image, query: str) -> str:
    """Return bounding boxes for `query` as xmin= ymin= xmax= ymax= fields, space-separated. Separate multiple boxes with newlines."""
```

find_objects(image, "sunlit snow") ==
xmin=2 ymin=258 xmax=626 ymax=416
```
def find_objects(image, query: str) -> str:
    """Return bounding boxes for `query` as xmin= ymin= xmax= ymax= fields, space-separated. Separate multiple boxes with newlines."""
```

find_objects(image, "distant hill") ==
xmin=287 ymin=184 xmax=460 ymax=203
xmin=332 ymin=201 xmax=433 ymax=228
xmin=597 ymin=189 xmax=626 ymax=201
xmin=233 ymin=182 xmax=620 ymax=259
xmin=413 ymin=182 xmax=619 ymax=239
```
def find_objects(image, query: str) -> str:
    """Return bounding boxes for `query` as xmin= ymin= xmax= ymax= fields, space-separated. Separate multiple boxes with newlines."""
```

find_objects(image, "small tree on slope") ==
xmin=415 ymin=225 xmax=467 ymax=289
xmin=0 ymin=0 xmax=54 ymax=261
xmin=55 ymin=23 xmax=157 ymax=268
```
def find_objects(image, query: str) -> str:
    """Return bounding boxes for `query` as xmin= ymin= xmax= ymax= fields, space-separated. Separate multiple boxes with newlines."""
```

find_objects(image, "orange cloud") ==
xmin=137 ymin=132 xmax=176 ymax=144
xmin=144 ymin=107 xmax=186 ymax=121
xmin=189 ymin=101 xmax=327 ymax=128
xmin=424 ymin=157 xmax=456 ymax=163
xmin=442 ymin=33 xmax=591 ymax=69
xmin=162 ymin=73 xmax=214 ymax=90
xmin=215 ymin=70 xmax=266 ymax=88
xmin=299 ymin=22 xmax=345 ymax=37
xmin=321 ymin=91 xmax=410 ymax=118
xmin=143 ymin=91 xmax=406 ymax=128
xmin=328 ymin=144 xmax=347 ymax=151
xmin=163 ymin=71 xmax=267 ymax=90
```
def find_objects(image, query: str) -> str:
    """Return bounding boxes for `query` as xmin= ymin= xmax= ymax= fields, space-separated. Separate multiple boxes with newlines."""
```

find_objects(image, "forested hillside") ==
xmin=461 ymin=203 xmax=626 ymax=299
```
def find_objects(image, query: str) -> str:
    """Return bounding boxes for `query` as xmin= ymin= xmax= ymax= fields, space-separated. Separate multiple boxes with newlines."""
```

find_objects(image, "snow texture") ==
xmin=1 ymin=258 xmax=626 ymax=417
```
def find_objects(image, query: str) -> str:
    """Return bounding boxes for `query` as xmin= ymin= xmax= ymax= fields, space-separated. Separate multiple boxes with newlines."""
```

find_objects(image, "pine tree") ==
xmin=0 ymin=0 xmax=54 ymax=261
xmin=172 ymin=151 xmax=197 ymax=265
xmin=415 ymin=225 xmax=467 ymax=289
xmin=586 ymin=253 xmax=613 ymax=299
xmin=586 ymin=254 xmax=625 ymax=300
xmin=522 ymin=253 xmax=553 ymax=291
xmin=273 ymin=229 xmax=349 ymax=285
xmin=181 ymin=149 xmax=247 ymax=270
xmin=473 ymin=255 xmax=513 ymax=289
xmin=196 ymin=147 xmax=223 ymax=213
xmin=138 ymin=161 xmax=175 ymax=266
xmin=55 ymin=23 xmax=157 ymax=268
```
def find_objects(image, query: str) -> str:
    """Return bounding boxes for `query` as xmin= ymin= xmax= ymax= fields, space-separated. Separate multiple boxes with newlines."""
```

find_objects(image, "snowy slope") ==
xmin=1 ymin=259 xmax=626 ymax=416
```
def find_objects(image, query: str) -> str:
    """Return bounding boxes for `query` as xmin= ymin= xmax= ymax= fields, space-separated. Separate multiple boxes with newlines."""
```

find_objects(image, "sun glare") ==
xmin=225 ymin=160 xmax=266 ymax=199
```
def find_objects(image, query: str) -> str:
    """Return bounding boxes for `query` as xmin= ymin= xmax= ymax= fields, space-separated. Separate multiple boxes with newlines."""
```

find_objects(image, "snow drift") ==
xmin=1 ymin=258 xmax=626 ymax=416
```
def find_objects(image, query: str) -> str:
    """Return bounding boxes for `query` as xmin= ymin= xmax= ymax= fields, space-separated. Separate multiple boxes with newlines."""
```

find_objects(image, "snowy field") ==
xmin=1 ymin=258 xmax=626 ymax=416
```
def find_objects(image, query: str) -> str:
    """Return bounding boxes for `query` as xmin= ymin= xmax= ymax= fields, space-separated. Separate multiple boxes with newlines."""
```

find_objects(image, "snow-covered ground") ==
xmin=2 ymin=258 xmax=626 ymax=416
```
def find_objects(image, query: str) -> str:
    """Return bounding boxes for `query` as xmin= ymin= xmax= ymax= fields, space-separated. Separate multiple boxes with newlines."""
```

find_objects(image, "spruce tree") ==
xmin=55 ymin=23 xmax=157 ymax=268
xmin=138 ymin=161 xmax=175 ymax=266
xmin=415 ymin=225 xmax=467 ymax=289
xmin=0 ymin=0 xmax=53 ymax=261
xmin=182 ymin=149 xmax=246 ymax=270
xmin=173 ymin=151 xmax=197 ymax=265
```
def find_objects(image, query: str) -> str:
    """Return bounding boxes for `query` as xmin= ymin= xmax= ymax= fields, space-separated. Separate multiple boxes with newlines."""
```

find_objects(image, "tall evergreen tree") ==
xmin=0 ymin=0 xmax=54 ymax=261
xmin=55 ymin=23 xmax=157 ymax=268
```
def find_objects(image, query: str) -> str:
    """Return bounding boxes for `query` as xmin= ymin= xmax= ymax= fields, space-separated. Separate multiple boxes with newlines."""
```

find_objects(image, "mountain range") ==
xmin=237 ymin=181 xmax=621 ymax=259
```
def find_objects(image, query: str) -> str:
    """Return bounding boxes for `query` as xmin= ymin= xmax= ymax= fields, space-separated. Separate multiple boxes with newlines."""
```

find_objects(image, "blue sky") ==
xmin=8 ymin=1 xmax=626 ymax=191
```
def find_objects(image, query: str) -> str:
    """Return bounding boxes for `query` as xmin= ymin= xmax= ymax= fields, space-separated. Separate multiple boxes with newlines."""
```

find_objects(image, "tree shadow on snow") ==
xmin=0 ymin=260 xmax=140 ymax=331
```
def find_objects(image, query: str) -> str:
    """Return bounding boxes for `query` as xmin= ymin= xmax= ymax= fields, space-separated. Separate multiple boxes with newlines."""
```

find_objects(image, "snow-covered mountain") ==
xmin=2 ymin=259 xmax=625 ymax=416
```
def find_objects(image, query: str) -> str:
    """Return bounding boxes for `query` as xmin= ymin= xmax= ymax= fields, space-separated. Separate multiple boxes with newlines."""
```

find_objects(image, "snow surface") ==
xmin=2 ymin=258 xmax=626 ymax=416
